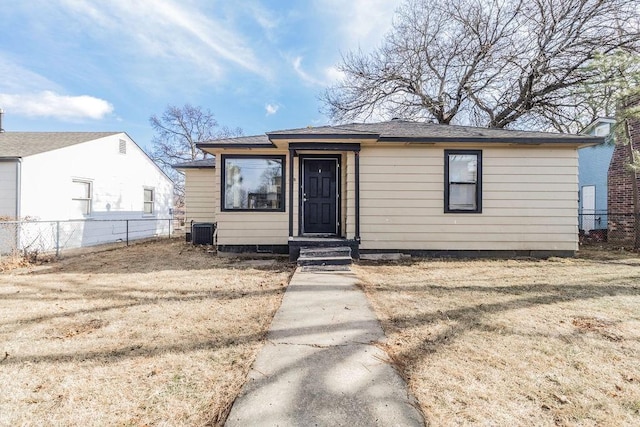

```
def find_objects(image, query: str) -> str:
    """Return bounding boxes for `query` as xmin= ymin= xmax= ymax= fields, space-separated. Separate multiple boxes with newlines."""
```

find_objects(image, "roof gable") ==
xmin=0 ymin=132 xmax=120 ymax=157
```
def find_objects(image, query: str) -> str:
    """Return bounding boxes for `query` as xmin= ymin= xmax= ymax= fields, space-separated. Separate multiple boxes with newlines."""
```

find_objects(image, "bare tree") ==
xmin=321 ymin=0 xmax=640 ymax=132
xmin=149 ymin=104 xmax=242 ymax=201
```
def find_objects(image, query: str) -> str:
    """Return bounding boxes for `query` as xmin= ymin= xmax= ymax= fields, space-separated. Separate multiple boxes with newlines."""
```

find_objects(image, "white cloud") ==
xmin=0 ymin=54 xmax=112 ymax=121
xmin=0 ymin=91 xmax=113 ymax=120
xmin=291 ymin=59 xmax=348 ymax=87
xmin=247 ymin=2 xmax=279 ymax=32
xmin=0 ymin=55 xmax=61 ymax=93
xmin=292 ymin=56 xmax=326 ymax=86
xmin=265 ymin=103 xmax=279 ymax=115
xmin=285 ymin=1 xmax=400 ymax=89
xmin=316 ymin=0 xmax=400 ymax=51
xmin=59 ymin=0 xmax=267 ymax=79
xmin=324 ymin=66 xmax=345 ymax=85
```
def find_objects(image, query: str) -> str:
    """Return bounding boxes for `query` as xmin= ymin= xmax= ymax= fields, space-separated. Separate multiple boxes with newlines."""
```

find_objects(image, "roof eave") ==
xmin=172 ymin=165 xmax=216 ymax=170
xmin=379 ymin=136 xmax=605 ymax=145
xmin=196 ymin=143 xmax=276 ymax=149
xmin=267 ymin=133 xmax=380 ymax=140
xmin=580 ymin=117 xmax=616 ymax=135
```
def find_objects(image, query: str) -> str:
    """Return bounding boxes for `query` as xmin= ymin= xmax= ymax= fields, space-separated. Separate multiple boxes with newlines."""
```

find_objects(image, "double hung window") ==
xmin=144 ymin=188 xmax=154 ymax=214
xmin=444 ymin=150 xmax=482 ymax=213
xmin=72 ymin=179 xmax=92 ymax=216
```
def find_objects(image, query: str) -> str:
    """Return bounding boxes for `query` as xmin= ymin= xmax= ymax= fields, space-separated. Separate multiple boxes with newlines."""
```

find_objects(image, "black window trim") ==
xmin=444 ymin=149 xmax=482 ymax=214
xmin=221 ymin=154 xmax=286 ymax=213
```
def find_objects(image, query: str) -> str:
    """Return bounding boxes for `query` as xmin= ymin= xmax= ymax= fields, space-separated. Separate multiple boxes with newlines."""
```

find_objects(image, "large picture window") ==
xmin=222 ymin=155 xmax=285 ymax=211
xmin=444 ymin=150 xmax=482 ymax=213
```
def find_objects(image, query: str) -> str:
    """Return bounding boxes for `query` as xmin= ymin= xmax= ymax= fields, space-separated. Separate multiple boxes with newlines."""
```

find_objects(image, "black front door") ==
xmin=303 ymin=158 xmax=338 ymax=234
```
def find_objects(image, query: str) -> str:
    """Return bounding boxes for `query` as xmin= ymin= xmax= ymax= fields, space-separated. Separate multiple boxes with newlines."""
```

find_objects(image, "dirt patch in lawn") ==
xmin=0 ymin=239 xmax=294 ymax=426
xmin=353 ymin=254 xmax=640 ymax=426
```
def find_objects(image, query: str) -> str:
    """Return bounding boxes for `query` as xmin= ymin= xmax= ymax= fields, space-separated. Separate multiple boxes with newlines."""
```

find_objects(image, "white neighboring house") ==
xmin=0 ymin=132 xmax=173 ymax=253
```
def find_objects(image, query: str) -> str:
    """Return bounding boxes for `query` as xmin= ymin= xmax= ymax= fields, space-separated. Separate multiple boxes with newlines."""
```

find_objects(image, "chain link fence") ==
xmin=0 ymin=218 xmax=174 ymax=257
xmin=579 ymin=211 xmax=640 ymax=248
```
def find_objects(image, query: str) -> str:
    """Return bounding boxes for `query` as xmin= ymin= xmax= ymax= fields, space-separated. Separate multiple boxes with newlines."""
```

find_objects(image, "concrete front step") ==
xmin=297 ymin=255 xmax=353 ymax=266
xmin=288 ymin=238 xmax=360 ymax=261
xmin=298 ymin=246 xmax=353 ymax=266
xmin=299 ymin=246 xmax=352 ymax=257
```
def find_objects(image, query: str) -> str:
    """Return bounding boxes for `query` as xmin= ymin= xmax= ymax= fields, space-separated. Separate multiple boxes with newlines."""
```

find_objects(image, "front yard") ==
xmin=0 ymin=240 xmax=294 ymax=426
xmin=3 ymin=240 xmax=640 ymax=426
xmin=354 ymin=250 xmax=640 ymax=426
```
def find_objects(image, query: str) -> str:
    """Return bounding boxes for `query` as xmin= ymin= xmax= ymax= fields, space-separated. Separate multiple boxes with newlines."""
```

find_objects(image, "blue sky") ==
xmin=0 ymin=0 xmax=401 ymax=151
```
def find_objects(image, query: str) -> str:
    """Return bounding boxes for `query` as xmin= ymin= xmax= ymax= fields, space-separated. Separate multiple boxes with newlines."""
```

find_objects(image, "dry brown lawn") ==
xmin=354 ymin=248 xmax=640 ymax=426
xmin=0 ymin=239 xmax=294 ymax=426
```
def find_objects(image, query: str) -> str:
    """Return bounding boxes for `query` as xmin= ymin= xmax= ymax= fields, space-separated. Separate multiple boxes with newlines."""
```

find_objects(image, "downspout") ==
xmin=354 ymin=150 xmax=360 ymax=242
xmin=15 ymin=158 xmax=21 ymax=219
xmin=15 ymin=158 xmax=22 ymax=250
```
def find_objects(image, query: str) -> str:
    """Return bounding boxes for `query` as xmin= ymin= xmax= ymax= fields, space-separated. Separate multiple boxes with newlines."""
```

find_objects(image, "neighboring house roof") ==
xmin=0 ymin=132 xmax=120 ymax=157
xmin=172 ymin=158 xmax=216 ymax=169
xmin=580 ymin=117 xmax=616 ymax=138
xmin=197 ymin=120 xmax=604 ymax=148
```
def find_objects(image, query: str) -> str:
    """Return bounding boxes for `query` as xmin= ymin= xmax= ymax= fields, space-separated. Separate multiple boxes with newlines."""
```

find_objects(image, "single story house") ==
xmin=184 ymin=120 xmax=602 ymax=258
xmin=0 ymin=132 xmax=173 ymax=253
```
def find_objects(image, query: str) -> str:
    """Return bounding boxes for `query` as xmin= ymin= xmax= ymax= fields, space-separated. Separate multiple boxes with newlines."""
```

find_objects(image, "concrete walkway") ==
xmin=225 ymin=267 xmax=425 ymax=426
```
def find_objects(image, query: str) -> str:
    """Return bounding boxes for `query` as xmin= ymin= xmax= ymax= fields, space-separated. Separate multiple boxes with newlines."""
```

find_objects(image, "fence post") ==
xmin=16 ymin=220 xmax=21 ymax=254
xmin=168 ymin=218 xmax=172 ymax=239
xmin=126 ymin=220 xmax=129 ymax=246
xmin=56 ymin=221 xmax=60 ymax=257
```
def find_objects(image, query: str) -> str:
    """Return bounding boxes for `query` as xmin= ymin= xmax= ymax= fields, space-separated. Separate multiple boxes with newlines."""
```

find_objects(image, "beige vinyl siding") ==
xmin=358 ymin=146 xmax=578 ymax=251
xmin=214 ymin=150 xmax=290 ymax=246
xmin=183 ymin=169 xmax=216 ymax=223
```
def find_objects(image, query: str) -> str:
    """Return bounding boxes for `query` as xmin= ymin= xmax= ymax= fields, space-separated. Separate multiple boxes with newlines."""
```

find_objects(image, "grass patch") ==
xmin=354 ymin=253 xmax=640 ymax=426
xmin=0 ymin=239 xmax=294 ymax=426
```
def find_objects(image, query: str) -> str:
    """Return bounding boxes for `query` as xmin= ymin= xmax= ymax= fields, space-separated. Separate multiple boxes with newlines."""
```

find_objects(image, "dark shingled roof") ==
xmin=195 ymin=120 xmax=603 ymax=148
xmin=172 ymin=158 xmax=216 ymax=169
xmin=268 ymin=120 xmax=602 ymax=144
xmin=197 ymin=134 xmax=273 ymax=148
xmin=269 ymin=125 xmax=378 ymax=138
xmin=0 ymin=132 xmax=121 ymax=157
